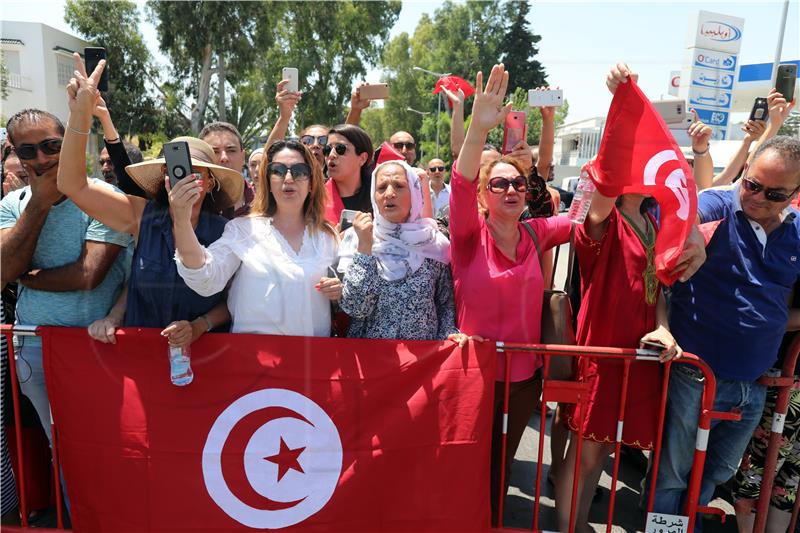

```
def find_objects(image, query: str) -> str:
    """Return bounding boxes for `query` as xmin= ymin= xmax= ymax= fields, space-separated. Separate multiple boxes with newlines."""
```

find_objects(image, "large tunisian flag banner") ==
xmin=42 ymin=327 xmax=495 ymax=532
xmin=583 ymin=80 xmax=698 ymax=285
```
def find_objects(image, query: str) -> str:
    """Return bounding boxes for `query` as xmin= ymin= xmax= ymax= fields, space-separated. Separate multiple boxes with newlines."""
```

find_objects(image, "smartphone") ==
xmin=163 ymin=141 xmax=194 ymax=189
xmin=775 ymin=64 xmax=797 ymax=103
xmin=502 ymin=111 xmax=527 ymax=154
xmin=357 ymin=83 xmax=390 ymax=100
xmin=282 ymin=67 xmax=299 ymax=93
xmin=651 ymin=99 xmax=687 ymax=125
xmin=528 ymin=89 xmax=564 ymax=107
xmin=339 ymin=209 xmax=358 ymax=231
xmin=749 ymin=97 xmax=769 ymax=121
xmin=84 ymin=47 xmax=108 ymax=92
xmin=641 ymin=339 xmax=666 ymax=350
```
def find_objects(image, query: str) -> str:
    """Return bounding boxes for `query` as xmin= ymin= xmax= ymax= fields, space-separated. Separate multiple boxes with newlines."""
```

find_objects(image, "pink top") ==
xmin=449 ymin=168 xmax=572 ymax=382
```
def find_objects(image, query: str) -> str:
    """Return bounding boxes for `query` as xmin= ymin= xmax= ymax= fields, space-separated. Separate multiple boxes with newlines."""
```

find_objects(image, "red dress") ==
xmin=565 ymin=208 xmax=663 ymax=449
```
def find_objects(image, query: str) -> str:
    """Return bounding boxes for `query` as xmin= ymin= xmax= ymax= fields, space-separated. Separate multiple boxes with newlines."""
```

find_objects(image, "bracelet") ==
xmin=67 ymin=124 xmax=91 ymax=136
xmin=104 ymin=136 xmax=120 ymax=143
xmin=692 ymin=146 xmax=709 ymax=156
xmin=199 ymin=314 xmax=213 ymax=333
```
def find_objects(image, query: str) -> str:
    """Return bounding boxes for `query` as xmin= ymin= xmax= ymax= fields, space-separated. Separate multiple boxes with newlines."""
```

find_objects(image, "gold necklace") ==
xmin=620 ymin=210 xmax=658 ymax=306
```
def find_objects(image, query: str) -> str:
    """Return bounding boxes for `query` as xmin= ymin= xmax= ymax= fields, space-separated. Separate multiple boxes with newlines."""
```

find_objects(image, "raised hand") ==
xmin=441 ymin=86 xmax=465 ymax=109
xmin=66 ymin=52 xmax=104 ymax=114
xmin=532 ymin=86 xmax=557 ymax=121
xmin=351 ymin=83 xmax=372 ymax=111
xmin=353 ymin=211 xmax=373 ymax=255
xmin=469 ymin=64 xmax=512 ymax=133
xmin=275 ymin=79 xmax=301 ymax=120
xmin=687 ymin=109 xmax=712 ymax=152
xmin=166 ymin=174 xmax=204 ymax=223
xmin=606 ymin=61 xmax=638 ymax=94
xmin=767 ymin=87 xmax=795 ymax=125
xmin=742 ymin=119 xmax=766 ymax=143
xmin=92 ymin=95 xmax=110 ymax=120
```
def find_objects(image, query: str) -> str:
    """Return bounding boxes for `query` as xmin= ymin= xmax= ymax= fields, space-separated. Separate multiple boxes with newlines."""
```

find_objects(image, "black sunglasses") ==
xmin=488 ymin=175 xmax=527 ymax=194
xmin=268 ymin=162 xmax=311 ymax=181
xmin=300 ymin=135 xmax=328 ymax=146
xmin=393 ymin=142 xmax=415 ymax=151
xmin=742 ymin=176 xmax=800 ymax=203
xmin=429 ymin=166 xmax=446 ymax=172
xmin=323 ymin=143 xmax=349 ymax=156
xmin=15 ymin=139 xmax=63 ymax=160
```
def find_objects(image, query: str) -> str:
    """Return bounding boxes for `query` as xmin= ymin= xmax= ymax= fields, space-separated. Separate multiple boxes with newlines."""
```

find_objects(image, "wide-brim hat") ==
xmin=125 ymin=136 xmax=244 ymax=210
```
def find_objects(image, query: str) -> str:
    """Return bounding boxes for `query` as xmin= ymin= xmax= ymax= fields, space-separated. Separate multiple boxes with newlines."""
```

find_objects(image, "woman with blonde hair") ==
xmin=173 ymin=139 xmax=342 ymax=336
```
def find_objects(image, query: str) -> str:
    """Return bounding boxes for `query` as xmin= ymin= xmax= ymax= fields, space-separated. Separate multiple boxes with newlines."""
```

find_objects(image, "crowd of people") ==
xmin=0 ymin=52 xmax=799 ymax=533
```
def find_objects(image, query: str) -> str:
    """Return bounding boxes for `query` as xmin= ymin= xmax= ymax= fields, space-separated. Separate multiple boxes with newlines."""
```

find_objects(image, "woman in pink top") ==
xmin=449 ymin=64 xmax=572 ymax=524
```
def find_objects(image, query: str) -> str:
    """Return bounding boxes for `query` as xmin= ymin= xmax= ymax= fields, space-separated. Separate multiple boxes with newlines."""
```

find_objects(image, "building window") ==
xmin=2 ymin=50 xmax=21 ymax=74
xmin=57 ymin=54 xmax=73 ymax=86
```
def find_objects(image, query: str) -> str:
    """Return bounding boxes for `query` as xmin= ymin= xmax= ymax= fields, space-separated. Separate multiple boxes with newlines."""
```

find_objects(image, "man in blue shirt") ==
xmin=653 ymin=136 xmax=800 ymax=519
xmin=0 ymin=109 xmax=131 ymax=447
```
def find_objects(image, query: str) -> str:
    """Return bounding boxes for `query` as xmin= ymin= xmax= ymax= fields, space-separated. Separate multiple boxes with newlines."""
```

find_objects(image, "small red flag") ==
xmin=583 ymin=80 xmax=698 ymax=285
xmin=433 ymin=75 xmax=475 ymax=107
xmin=375 ymin=141 xmax=405 ymax=166
xmin=44 ymin=327 xmax=495 ymax=531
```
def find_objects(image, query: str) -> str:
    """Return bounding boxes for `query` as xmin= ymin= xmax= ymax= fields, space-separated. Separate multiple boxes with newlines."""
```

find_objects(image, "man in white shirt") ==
xmin=427 ymin=158 xmax=450 ymax=218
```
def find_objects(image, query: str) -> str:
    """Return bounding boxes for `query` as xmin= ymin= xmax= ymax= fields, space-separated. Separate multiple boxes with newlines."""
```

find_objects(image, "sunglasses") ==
xmin=99 ymin=158 xmax=113 ymax=166
xmin=392 ymin=142 xmax=415 ymax=151
xmin=323 ymin=143 xmax=349 ymax=156
xmin=488 ymin=175 xmax=527 ymax=194
xmin=15 ymin=139 xmax=63 ymax=160
xmin=300 ymin=135 xmax=328 ymax=146
xmin=268 ymin=162 xmax=311 ymax=181
xmin=742 ymin=176 xmax=800 ymax=203
xmin=429 ymin=166 xmax=446 ymax=172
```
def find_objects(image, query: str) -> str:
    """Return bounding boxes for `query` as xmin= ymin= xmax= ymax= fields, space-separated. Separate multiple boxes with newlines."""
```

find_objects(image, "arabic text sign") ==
xmin=688 ymin=87 xmax=732 ymax=109
xmin=645 ymin=512 xmax=689 ymax=533
xmin=687 ymin=10 xmax=745 ymax=54
xmin=690 ymin=69 xmax=734 ymax=90
xmin=692 ymin=107 xmax=729 ymax=127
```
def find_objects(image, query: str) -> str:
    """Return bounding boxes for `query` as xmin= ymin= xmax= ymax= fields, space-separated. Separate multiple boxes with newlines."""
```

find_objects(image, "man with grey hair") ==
xmin=652 ymin=135 xmax=800 ymax=519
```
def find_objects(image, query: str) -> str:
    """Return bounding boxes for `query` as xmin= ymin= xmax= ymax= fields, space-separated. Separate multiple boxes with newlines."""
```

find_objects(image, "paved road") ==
xmin=505 ymin=243 xmax=738 ymax=532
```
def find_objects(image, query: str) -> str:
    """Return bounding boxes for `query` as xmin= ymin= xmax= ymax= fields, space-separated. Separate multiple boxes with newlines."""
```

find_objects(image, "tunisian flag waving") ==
xmin=584 ymin=80 xmax=698 ymax=285
xmin=43 ymin=327 xmax=494 ymax=532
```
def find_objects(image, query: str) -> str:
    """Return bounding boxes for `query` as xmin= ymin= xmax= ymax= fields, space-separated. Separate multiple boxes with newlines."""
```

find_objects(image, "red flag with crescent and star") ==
xmin=42 ymin=327 xmax=494 ymax=532
xmin=583 ymin=80 xmax=698 ymax=285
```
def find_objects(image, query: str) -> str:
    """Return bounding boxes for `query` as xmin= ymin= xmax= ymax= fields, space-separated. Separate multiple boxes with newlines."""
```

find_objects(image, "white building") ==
xmin=1 ymin=21 xmax=89 ymax=124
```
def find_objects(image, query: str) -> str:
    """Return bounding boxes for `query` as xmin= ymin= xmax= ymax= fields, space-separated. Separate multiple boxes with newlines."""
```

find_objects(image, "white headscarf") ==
xmin=338 ymin=160 xmax=450 ymax=281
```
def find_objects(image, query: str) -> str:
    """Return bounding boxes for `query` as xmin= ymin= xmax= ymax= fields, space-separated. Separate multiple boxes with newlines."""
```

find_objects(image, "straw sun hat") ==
xmin=125 ymin=136 xmax=244 ymax=209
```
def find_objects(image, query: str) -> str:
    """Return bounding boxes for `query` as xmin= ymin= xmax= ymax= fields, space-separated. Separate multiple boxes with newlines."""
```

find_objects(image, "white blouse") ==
xmin=175 ymin=216 xmax=338 ymax=337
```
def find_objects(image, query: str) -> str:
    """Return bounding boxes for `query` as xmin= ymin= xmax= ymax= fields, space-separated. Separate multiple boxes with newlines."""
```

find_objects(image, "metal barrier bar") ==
xmin=753 ymin=334 xmax=800 ymax=533
xmin=646 ymin=359 xmax=673 ymax=513
xmin=605 ymin=358 xmax=631 ymax=533
xmin=496 ymin=343 xmax=512 ymax=528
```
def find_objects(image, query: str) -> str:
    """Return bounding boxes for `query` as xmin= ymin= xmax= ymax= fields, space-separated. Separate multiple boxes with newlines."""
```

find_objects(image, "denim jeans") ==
xmin=651 ymin=363 xmax=766 ymax=517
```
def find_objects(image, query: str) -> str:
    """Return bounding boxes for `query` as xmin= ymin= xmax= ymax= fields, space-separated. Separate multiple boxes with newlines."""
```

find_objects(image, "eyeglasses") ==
xmin=323 ymin=143 xmax=349 ymax=156
xmin=268 ymin=162 xmax=311 ymax=181
xmin=742 ymin=176 xmax=800 ymax=203
xmin=429 ymin=166 xmax=446 ymax=172
xmin=488 ymin=175 xmax=527 ymax=194
xmin=15 ymin=139 xmax=63 ymax=160
xmin=99 ymin=158 xmax=113 ymax=166
xmin=393 ymin=142 xmax=415 ymax=151
xmin=300 ymin=135 xmax=328 ymax=147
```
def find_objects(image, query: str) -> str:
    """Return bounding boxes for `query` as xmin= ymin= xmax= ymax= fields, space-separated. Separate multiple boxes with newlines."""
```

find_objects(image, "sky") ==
xmin=2 ymin=0 xmax=798 ymax=124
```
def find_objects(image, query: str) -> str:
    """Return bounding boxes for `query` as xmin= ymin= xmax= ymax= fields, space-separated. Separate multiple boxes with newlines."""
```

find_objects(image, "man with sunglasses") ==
xmin=653 ymin=135 xmax=800 ymax=518
xmin=0 ymin=109 xmax=131 ymax=453
xmin=427 ymin=158 xmax=450 ymax=218
xmin=389 ymin=131 xmax=417 ymax=166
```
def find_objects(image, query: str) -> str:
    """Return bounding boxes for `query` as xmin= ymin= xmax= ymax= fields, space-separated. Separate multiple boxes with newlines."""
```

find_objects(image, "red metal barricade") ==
xmin=494 ymin=342 xmax=734 ymax=533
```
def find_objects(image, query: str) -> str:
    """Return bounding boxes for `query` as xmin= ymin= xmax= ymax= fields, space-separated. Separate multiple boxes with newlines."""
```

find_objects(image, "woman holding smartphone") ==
xmin=57 ymin=54 xmax=236 ymax=349
xmin=337 ymin=159 xmax=464 ymax=343
xmin=173 ymin=139 xmax=341 ymax=336
xmin=323 ymin=123 xmax=374 ymax=224
xmin=448 ymin=64 xmax=573 ymax=524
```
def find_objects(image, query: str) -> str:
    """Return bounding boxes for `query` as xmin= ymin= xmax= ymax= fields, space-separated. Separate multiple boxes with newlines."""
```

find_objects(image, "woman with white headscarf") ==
xmin=338 ymin=160 xmax=465 ymax=342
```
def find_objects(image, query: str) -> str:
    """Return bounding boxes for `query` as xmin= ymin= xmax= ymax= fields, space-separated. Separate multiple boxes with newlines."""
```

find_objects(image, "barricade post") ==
xmin=753 ymin=334 xmax=800 ymax=533
xmin=496 ymin=342 xmax=726 ymax=533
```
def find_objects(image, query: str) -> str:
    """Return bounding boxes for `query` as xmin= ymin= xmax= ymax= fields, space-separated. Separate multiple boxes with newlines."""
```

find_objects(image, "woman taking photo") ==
xmin=449 ymin=64 xmax=573 ymax=524
xmin=57 ymin=54 xmax=235 ymax=349
xmin=173 ymin=139 xmax=341 ymax=336
xmin=337 ymin=159 xmax=464 ymax=343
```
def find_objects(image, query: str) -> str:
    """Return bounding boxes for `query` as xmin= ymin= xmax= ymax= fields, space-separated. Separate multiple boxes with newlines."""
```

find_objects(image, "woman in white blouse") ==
xmin=171 ymin=140 xmax=341 ymax=337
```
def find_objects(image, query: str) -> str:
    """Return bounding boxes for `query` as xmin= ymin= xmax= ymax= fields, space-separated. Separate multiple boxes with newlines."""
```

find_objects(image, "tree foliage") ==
xmin=65 ymin=0 xmax=158 ymax=137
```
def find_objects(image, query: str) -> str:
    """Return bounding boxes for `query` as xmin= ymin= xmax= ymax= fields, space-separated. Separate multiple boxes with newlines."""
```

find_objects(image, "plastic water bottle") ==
xmin=567 ymin=171 xmax=597 ymax=224
xmin=168 ymin=345 xmax=193 ymax=386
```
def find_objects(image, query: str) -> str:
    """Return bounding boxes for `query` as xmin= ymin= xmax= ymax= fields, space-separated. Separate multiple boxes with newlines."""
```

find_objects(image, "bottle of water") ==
xmin=567 ymin=171 xmax=597 ymax=224
xmin=168 ymin=345 xmax=193 ymax=386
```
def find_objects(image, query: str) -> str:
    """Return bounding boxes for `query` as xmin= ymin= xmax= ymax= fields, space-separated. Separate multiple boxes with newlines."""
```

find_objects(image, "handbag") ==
xmin=522 ymin=222 xmax=576 ymax=380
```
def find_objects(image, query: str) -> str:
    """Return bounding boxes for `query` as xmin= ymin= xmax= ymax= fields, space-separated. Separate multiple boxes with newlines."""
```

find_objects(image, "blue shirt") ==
xmin=0 ymin=183 xmax=133 ymax=347
xmin=124 ymin=201 xmax=228 ymax=329
xmin=669 ymin=184 xmax=800 ymax=381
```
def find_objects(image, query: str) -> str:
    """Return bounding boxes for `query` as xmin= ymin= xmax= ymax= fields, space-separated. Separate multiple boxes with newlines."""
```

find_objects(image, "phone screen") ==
xmin=339 ymin=209 xmax=357 ymax=231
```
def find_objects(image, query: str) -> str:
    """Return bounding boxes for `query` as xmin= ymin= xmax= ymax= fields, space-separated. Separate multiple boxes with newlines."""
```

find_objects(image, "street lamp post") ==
xmin=406 ymin=107 xmax=431 ymax=161
xmin=412 ymin=66 xmax=451 ymax=158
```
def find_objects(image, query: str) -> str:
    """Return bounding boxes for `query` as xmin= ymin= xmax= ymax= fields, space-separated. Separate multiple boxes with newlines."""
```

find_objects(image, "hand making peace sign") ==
xmin=66 ymin=52 xmax=105 ymax=115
